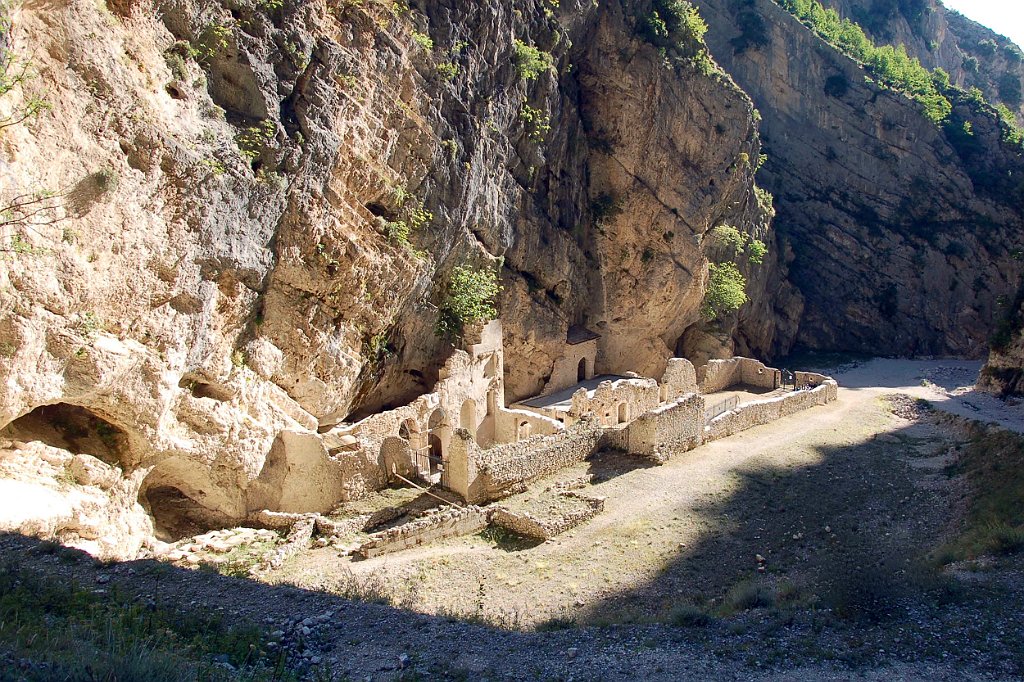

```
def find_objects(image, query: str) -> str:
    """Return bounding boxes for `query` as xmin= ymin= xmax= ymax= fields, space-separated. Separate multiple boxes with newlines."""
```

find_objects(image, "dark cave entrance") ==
xmin=142 ymin=485 xmax=224 ymax=542
xmin=0 ymin=403 xmax=131 ymax=468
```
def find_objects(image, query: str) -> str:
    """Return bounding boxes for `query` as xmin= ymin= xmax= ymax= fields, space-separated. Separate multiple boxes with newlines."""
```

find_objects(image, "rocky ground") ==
xmin=2 ymin=359 xmax=1023 ymax=680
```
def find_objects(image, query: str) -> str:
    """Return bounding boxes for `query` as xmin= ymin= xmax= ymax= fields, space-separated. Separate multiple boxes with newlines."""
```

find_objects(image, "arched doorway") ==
xmin=617 ymin=402 xmax=628 ymax=424
xmin=427 ymin=409 xmax=450 ymax=483
xmin=577 ymin=358 xmax=587 ymax=382
xmin=427 ymin=433 xmax=443 ymax=474
xmin=398 ymin=418 xmax=418 ymax=441
xmin=518 ymin=420 xmax=531 ymax=441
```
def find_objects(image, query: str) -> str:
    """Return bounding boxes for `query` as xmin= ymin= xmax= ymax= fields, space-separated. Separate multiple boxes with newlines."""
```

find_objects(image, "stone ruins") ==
xmin=325 ymin=320 xmax=837 ymax=510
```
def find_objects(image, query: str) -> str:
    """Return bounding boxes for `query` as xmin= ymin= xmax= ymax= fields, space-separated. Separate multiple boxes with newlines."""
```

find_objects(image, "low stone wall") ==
xmin=475 ymin=421 xmax=605 ymax=501
xmin=626 ymin=393 xmax=706 ymax=462
xmin=355 ymin=505 xmax=488 ymax=558
xmin=698 ymin=357 xmax=780 ymax=394
xmin=490 ymin=493 xmax=605 ymax=539
xmin=704 ymin=380 xmax=838 ymax=442
xmin=795 ymin=371 xmax=832 ymax=390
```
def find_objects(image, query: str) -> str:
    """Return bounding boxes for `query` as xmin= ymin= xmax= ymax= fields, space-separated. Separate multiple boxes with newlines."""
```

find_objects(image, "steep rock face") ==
xmin=0 ymin=0 xmax=774 ymax=554
xmin=980 ymin=287 xmax=1024 ymax=397
xmin=823 ymin=0 xmax=1024 ymax=120
xmin=697 ymin=0 xmax=1024 ymax=357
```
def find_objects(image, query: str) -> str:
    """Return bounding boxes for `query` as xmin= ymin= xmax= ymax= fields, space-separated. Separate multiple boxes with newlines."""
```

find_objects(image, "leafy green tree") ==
xmin=436 ymin=265 xmax=501 ymax=338
xmin=701 ymin=262 xmax=748 ymax=320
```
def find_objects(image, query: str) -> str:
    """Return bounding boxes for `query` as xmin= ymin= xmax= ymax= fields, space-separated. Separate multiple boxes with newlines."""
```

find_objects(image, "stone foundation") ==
xmin=490 ymin=492 xmax=605 ymax=540
xmin=355 ymin=505 xmax=488 ymax=558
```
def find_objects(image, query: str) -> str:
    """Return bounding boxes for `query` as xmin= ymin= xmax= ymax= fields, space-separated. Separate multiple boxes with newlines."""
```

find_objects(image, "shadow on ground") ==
xmin=574 ymin=411 xmax=1023 ymax=675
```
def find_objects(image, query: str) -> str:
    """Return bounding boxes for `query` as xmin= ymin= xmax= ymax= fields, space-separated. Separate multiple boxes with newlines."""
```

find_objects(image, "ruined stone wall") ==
xmin=572 ymin=377 xmax=660 ymax=427
xmin=355 ymin=505 xmax=488 ymax=558
xmin=794 ymin=371 xmax=832 ymax=389
xmin=489 ymin=493 xmax=604 ymax=539
xmin=494 ymin=407 xmax=563 ymax=443
xmin=704 ymin=381 xmax=838 ymax=441
xmin=626 ymin=393 xmax=706 ymax=462
xmin=660 ymin=358 xmax=698 ymax=402
xmin=698 ymin=357 xmax=780 ymax=394
xmin=450 ymin=421 xmax=605 ymax=502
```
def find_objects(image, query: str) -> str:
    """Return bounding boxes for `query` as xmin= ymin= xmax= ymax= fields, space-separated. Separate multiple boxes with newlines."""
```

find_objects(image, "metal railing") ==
xmin=704 ymin=396 xmax=739 ymax=421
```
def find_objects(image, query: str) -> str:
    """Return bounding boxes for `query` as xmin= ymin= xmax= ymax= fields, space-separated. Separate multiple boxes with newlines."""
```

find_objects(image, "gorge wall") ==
xmin=0 ymin=0 xmax=777 ymax=555
xmin=2 ymin=0 xmax=1024 ymax=556
xmin=697 ymin=0 xmax=1024 ymax=358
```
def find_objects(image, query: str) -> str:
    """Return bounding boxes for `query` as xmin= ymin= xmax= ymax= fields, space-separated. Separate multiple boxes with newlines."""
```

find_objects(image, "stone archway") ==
xmin=617 ymin=402 xmax=629 ymax=424
xmin=427 ymin=409 xmax=450 ymax=482
xmin=577 ymin=357 xmax=587 ymax=382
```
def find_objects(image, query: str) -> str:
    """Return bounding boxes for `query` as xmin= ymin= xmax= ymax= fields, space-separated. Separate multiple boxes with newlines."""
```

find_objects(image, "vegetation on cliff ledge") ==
xmin=436 ymin=265 xmax=501 ymax=339
xmin=701 ymin=261 xmax=748 ymax=321
xmin=778 ymin=0 xmax=952 ymax=123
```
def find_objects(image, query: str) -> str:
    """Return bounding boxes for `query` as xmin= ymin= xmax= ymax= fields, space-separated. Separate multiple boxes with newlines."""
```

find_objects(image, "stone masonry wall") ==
xmin=698 ymin=357 xmax=781 ymax=394
xmin=355 ymin=504 xmax=488 ymax=558
xmin=704 ymin=380 xmax=838 ymax=441
xmin=626 ymin=393 xmax=707 ymax=462
xmin=477 ymin=421 xmax=605 ymax=500
xmin=489 ymin=493 xmax=605 ymax=540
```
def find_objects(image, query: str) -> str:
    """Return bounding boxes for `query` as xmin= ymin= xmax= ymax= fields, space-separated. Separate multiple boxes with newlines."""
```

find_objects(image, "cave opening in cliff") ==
xmin=143 ymin=485 xmax=223 ymax=542
xmin=0 ymin=403 xmax=131 ymax=469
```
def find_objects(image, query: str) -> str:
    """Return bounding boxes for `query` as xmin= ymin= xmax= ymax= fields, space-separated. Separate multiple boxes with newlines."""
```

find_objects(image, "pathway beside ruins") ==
xmin=8 ymin=359 xmax=1020 ymax=680
xmin=272 ymin=358 xmax=1006 ymax=627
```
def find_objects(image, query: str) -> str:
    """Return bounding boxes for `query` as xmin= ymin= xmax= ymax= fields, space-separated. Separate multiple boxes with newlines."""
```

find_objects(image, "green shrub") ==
xmin=411 ymin=31 xmax=433 ymax=51
xmin=747 ymin=238 xmax=767 ymax=264
xmin=188 ymin=22 xmax=231 ymax=65
xmin=436 ymin=61 xmax=458 ymax=81
xmin=520 ymin=102 xmax=551 ymax=142
xmin=998 ymin=73 xmax=1022 ymax=107
xmin=701 ymin=261 xmax=747 ymax=320
xmin=996 ymin=103 xmax=1024 ymax=146
xmin=669 ymin=604 xmax=714 ymax=627
xmin=976 ymin=38 xmax=998 ymax=57
xmin=436 ymin=265 xmax=501 ymax=337
xmin=235 ymin=120 xmax=276 ymax=162
xmin=513 ymin=40 xmax=553 ymax=81
xmin=721 ymin=579 xmax=774 ymax=613
xmin=638 ymin=0 xmax=708 ymax=62
xmin=711 ymin=224 xmax=745 ymax=254
xmin=383 ymin=219 xmax=410 ymax=245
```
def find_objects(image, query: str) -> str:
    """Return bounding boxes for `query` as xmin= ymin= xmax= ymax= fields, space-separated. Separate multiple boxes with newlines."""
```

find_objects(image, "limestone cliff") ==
xmin=823 ymin=0 xmax=1024 ymax=122
xmin=697 ymin=0 xmax=1024 ymax=358
xmin=0 ymin=0 xmax=776 ymax=555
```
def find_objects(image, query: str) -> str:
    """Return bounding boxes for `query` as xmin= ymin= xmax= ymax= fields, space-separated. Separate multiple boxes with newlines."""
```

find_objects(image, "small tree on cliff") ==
xmin=436 ymin=265 xmax=501 ymax=339
xmin=701 ymin=262 xmax=748 ymax=321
